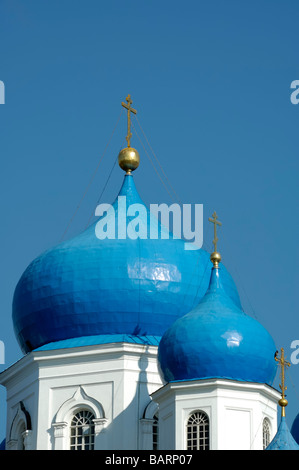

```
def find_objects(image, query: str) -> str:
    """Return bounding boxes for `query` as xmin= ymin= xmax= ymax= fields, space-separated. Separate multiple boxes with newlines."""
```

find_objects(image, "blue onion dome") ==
xmin=291 ymin=413 xmax=299 ymax=445
xmin=12 ymin=174 xmax=241 ymax=354
xmin=158 ymin=262 xmax=277 ymax=384
xmin=267 ymin=417 xmax=299 ymax=450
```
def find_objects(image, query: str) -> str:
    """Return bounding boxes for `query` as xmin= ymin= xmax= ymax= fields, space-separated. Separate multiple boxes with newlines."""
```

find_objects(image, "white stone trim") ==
xmin=22 ymin=430 xmax=33 ymax=450
xmin=140 ymin=400 xmax=159 ymax=450
xmin=8 ymin=402 xmax=32 ymax=450
xmin=52 ymin=386 xmax=107 ymax=450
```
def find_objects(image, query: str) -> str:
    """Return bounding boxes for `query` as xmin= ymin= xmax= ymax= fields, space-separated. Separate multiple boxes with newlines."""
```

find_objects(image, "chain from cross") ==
xmin=121 ymin=94 xmax=137 ymax=147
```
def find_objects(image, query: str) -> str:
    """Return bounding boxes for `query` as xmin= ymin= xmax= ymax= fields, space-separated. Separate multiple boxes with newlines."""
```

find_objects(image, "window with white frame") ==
xmin=70 ymin=410 xmax=95 ymax=450
xmin=152 ymin=413 xmax=159 ymax=450
xmin=186 ymin=411 xmax=210 ymax=450
xmin=262 ymin=418 xmax=271 ymax=450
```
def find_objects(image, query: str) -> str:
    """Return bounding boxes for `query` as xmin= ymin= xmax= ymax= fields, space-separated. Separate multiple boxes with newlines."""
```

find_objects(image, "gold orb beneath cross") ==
xmin=210 ymin=251 xmax=222 ymax=267
xmin=279 ymin=398 xmax=288 ymax=408
xmin=118 ymin=147 xmax=140 ymax=173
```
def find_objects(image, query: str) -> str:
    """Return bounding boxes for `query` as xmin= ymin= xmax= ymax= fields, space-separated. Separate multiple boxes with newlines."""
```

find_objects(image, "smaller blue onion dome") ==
xmin=267 ymin=417 xmax=299 ymax=450
xmin=291 ymin=413 xmax=299 ymax=445
xmin=158 ymin=263 xmax=277 ymax=384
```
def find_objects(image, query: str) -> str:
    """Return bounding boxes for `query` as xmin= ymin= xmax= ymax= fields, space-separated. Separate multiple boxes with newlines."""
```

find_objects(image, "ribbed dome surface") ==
xmin=13 ymin=175 xmax=241 ymax=353
xmin=158 ymin=266 xmax=277 ymax=384
xmin=267 ymin=417 xmax=299 ymax=450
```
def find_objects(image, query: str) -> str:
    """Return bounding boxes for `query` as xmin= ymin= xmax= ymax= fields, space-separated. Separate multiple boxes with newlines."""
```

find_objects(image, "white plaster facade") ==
xmin=0 ymin=342 xmax=279 ymax=450
xmin=151 ymin=378 xmax=280 ymax=450
xmin=0 ymin=342 xmax=163 ymax=450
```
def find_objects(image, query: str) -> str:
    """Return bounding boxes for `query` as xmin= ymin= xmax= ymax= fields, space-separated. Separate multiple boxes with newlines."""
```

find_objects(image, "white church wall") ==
xmin=0 ymin=342 xmax=163 ymax=450
xmin=215 ymin=383 xmax=278 ymax=450
xmin=1 ymin=343 xmax=280 ymax=451
xmin=222 ymin=408 xmax=251 ymax=450
xmin=1 ymin=355 xmax=39 ymax=450
xmin=151 ymin=378 xmax=280 ymax=451
xmin=158 ymin=399 xmax=176 ymax=450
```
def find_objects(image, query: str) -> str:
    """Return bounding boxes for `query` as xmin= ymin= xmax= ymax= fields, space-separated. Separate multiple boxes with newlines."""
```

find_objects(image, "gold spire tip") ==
xmin=275 ymin=347 xmax=291 ymax=418
xmin=208 ymin=211 xmax=222 ymax=267
xmin=118 ymin=94 xmax=140 ymax=174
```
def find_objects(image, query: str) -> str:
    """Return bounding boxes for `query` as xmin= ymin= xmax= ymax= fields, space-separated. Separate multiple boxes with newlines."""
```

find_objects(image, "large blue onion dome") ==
xmin=158 ymin=261 xmax=277 ymax=384
xmin=12 ymin=174 xmax=241 ymax=354
xmin=291 ymin=413 xmax=299 ymax=444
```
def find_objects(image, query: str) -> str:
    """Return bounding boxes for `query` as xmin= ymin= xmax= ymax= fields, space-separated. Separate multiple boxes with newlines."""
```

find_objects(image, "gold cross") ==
xmin=275 ymin=348 xmax=291 ymax=417
xmin=208 ymin=211 xmax=222 ymax=253
xmin=121 ymin=94 xmax=137 ymax=147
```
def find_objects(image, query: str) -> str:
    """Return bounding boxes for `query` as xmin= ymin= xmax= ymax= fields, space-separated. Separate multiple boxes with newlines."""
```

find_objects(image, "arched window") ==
xmin=262 ymin=418 xmax=271 ymax=450
xmin=152 ymin=413 xmax=159 ymax=450
xmin=70 ymin=410 xmax=96 ymax=450
xmin=186 ymin=411 xmax=210 ymax=450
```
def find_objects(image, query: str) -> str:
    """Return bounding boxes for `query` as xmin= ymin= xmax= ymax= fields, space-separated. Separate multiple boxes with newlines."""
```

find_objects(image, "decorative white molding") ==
xmin=8 ymin=401 xmax=32 ymax=450
xmin=6 ymin=439 xmax=18 ymax=450
xmin=93 ymin=418 xmax=108 ymax=433
xmin=140 ymin=418 xmax=154 ymax=432
xmin=55 ymin=386 xmax=105 ymax=423
xmin=52 ymin=422 xmax=68 ymax=438
xmin=143 ymin=399 xmax=159 ymax=420
xmin=52 ymin=386 xmax=107 ymax=450
xmin=140 ymin=400 xmax=159 ymax=450
xmin=22 ymin=430 xmax=33 ymax=450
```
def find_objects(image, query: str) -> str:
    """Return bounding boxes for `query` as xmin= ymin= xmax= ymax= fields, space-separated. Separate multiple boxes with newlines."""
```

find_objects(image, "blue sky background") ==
xmin=0 ymin=0 xmax=298 ymax=443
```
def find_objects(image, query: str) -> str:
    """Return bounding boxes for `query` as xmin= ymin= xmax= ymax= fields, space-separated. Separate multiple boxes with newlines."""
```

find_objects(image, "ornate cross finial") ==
xmin=121 ymin=94 xmax=137 ymax=147
xmin=275 ymin=348 xmax=291 ymax=417
xmin=208 ymin=211 xmax=222 ymax=253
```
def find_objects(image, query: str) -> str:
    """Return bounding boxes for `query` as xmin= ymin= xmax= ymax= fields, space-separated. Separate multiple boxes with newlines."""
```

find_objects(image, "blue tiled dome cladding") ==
xmin=291 ymin=413 xmax=299 ymax=445
xmin=267 ymin=417 xmax=299 ymax=450
xmin=12 ymin=174 xmax=241 ymax=354
xmin=158 ymin=266 xmax=277 ymax=384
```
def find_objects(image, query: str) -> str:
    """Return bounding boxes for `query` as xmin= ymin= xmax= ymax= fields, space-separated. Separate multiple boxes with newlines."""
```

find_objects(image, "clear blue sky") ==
xmin=0 ymin=0 xmax=298 ymax=442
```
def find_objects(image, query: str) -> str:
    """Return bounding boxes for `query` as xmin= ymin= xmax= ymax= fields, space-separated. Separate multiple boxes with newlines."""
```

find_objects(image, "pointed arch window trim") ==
xmin=7 ymin=401 xmax=33 ymax=450
xmin=52 ymin=386 xmax=107 ymax=450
